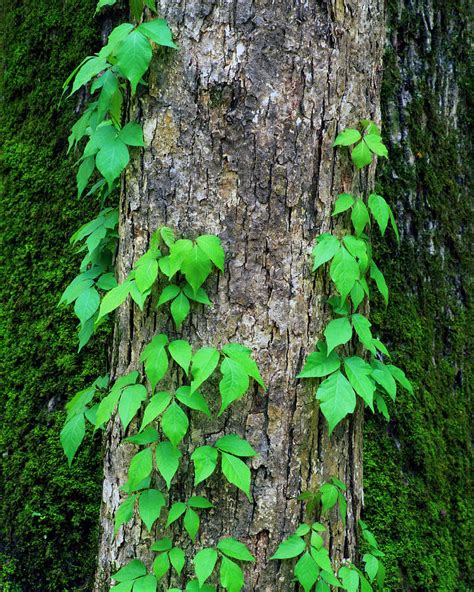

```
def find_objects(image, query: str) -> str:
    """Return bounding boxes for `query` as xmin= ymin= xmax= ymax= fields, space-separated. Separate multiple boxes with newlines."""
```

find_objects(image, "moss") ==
xmin=363 ymin=1 xmax=473 ymax=590
xmin=0 ymin=2 xmax=106 ymax=590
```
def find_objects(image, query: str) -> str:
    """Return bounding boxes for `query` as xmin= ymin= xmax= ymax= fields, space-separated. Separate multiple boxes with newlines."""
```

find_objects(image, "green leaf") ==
xmin=135 ymin=258 xmax=158 ymax=293
xmin=344 ymin=357 xmax=375 ymax=410
xmin=116 ymin=31 xmax=153 ymax=94
xmin=97 ymin=272 xmax=118 ymax=291
xmin=184 ymin=508 xmax=200 ymax=541
xmin=190 ymin=347 xmax=220 ymax=393
xmin=181 ymin=245 xmax=213 ymax=295
xmin=60 ymin=276 xmax=94 ymax=306
xmin=74 ymin=287 xmax=100 ymax=324
xmin=320 ymin=483 xmax=338 ymax=512
xmin=161 ymin=403 xmax=189 ymax=446
xmin=295 ymin=523 xmax=311 ymax=536
xmin=215 ymin=435 xmax=256 ymax=457
xmin=183 ymin=283 xmax=212 ymax=305
xmin=333 ymin=128 xmax=361 ymax=147
xmin=330 ymin=247 xmax=359 ymax=302
xmin=153 ymin=553 xmax=170 ymax=580
xmin=371 ymin=361 xmax=397 ymax=401
xmin=343 ymin=235 xmax=367 ymax=261
xmin=270 ymin=535 xmax=305 ymax=559
xmin=97 ymin=280 xmax=131 ymax=321
xmin=155 ymin=441 xmax=181 ymax=488
xmin=71 ymin=56 xmax=107 ymax=95
xmin=221 ymin=344 xmax=265 ymax=388
xmin=312 ymin=548 xmax=332 ymax=573
xmin=350 ymin=281 xmax=365 ymax=311
xmin=193 ymin=548 xmax=218 ymax=587
xmin=351 ymin=314 xmax=375 ymax=353
xmin=166 ymin=502 xmax=187 ymax=526
xmin=294 ymin=552 xmax=319 ymax=592
xmin=139 ymin=489 xmax=165 ymax=531
xmin=157 ymin=284 xmax=181 ymax=306
xmin=95 ymin=389 xmax=121 ymax=429
xmin=186 ymin=581 xmax=216 ymax=592
xmin=151 ymin=537 xmax=172 ymax=552
xmin=217 ymin=538 xmax=255 ymax=562
xmin=221 ymin=452 xmax=252 ymax=500
xmin=140 ymin=391 xmax=171 ymax=431
xmin=175 ymin=386 xmax=210 ymax=416
xmin=99 ymin=22 xmax=134 ymax=58
xmin=388 ymin=207 xmax=400 ymax=242
xmin=374 ymin=392 xmax=390 ymax=420
xmin=368 ymin=193 xmax=390 ymax=235
xmin=128 ymin=448 xmax=153 ymax=491
xmin=96 ymin=136 xmax=130 ymax=189
xmin=112 ymin=559 xmax=146 ymax=582
xmin=133 ymin=575 xmax=157 ymax=592
xmin=77 ymin=156 xmax=95 ymax=198
xmin=332 ymin=193 xmax=355 ymax=216
xmin=138 ymin=18 xmax=178 ymax=49
xmin=320 ymin=569 xmax=341 ymax=587
xmin=188 ymin=496 xmax=213 ymax=509
xmin=170 ymin=291 xmax=190 ymax=328
xmin=169 ymin=547 xmax=186 ymax=576
xmin=219 ymin=357 xmax=250 ymax=414
xmin=324 ymin=317 xmax=353 ymax=354
xmin=140 ymin=334 xmax=169 ymax=390
xmin=297 ymin=342 xmax=340 ymax=379
xmin=219 ymin=557 xmax=244 ymax=592
xmin=316 ymin=371 xmax=356 ymax=434
xmin=339 ymin=566 xmax=360 ymax=592
xmin=387 ymin=365 xmax=413 ymax=394
xmin=351 ymin=140 xmax=372 ymax=169
xmin=196 ymin=235 xmax=225 ymax=271
xmin=125 ymin=426 xmax=159 ymax=445
xmin=168 ymin=339 xmax=192 ymax=375
xmin=312 ymin=234 xmax=340 ymax=271
xmin=351 ymin=199 xmax=370 ymax=236
xmin=369 ymin=260 xmax=388 ymax=305
xmin=315 ymin=580 xmax=330 ymax=592
xmin=118 ymin=384 xmax=147 ymax=431
xmin=167 ymin=239 xmax=193 ymax=277
xmin=364 ymin=134 xmax=388 ymax=157
xmin=363 ymin=554 xmax=379 ymax=582
xmin=191 ymin=446 xmax=218 ymax=485
xmin=60 ymin=414 xmax=85 ymax=466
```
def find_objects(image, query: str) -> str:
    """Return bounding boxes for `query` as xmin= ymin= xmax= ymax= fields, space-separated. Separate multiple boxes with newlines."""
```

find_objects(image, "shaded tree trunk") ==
xmin=95 ymin=1 xmax=385 ymax=589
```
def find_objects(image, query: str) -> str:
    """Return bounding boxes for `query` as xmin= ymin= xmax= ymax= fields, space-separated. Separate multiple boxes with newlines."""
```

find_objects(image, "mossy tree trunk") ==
xmin=95 ymin=1 xmax=385 ymax=590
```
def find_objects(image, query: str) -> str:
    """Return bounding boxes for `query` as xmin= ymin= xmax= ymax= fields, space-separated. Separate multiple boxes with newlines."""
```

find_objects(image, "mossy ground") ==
xmin=0 ymin=2 xmax=107 ymax=590
xmin=363 ymin=2 xmax=473 ymax=590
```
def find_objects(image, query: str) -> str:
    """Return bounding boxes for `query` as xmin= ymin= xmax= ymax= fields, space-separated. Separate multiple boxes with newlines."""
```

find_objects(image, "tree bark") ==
xmin=95 ymin=1 xmax=385 ymax=590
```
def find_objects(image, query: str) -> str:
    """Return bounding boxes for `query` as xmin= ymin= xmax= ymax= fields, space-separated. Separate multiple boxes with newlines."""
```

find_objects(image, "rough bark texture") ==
xmin=95 ymin=1 xmax=385 ymax=590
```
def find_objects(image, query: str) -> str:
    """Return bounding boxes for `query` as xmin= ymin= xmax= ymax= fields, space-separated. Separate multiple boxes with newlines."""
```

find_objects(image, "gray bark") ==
xmin=95 ymin=1 xmax=385 ymax=590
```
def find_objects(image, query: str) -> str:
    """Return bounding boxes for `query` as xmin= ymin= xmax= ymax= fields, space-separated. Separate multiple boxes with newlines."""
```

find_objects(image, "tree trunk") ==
xmin=95 ymin=1 xmax=385 ymax=589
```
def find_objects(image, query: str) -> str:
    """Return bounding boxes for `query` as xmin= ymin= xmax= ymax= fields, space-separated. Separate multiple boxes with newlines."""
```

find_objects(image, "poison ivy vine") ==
xmin=59 ymin=0 xmax=177 ymax=349
xmin=298 ymin=121 xmax=413 ymax=435
xmin=270 ymin=121 xmax=413 ymax=591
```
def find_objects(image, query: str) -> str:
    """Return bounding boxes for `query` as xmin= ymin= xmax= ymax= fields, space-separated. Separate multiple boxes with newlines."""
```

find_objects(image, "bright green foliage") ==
xmin=333 ymin=122 xmax=388 ymax=169
xmin=192 ymin=538 xmax=254 ymax=591
xmin=299 ymin=121 xmax=413 ymax=434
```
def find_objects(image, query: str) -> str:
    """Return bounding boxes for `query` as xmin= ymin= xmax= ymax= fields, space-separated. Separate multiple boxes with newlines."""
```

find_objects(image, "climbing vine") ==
xmin=58 ymin=1 xmax=412 ymax=591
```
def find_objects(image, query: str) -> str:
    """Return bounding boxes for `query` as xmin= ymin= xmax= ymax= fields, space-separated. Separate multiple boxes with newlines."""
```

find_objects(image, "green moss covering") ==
xmin=0 ymin=2 xmax=106 ymax=590
xmin=364 ymin=1 xmax=473 ymax=590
